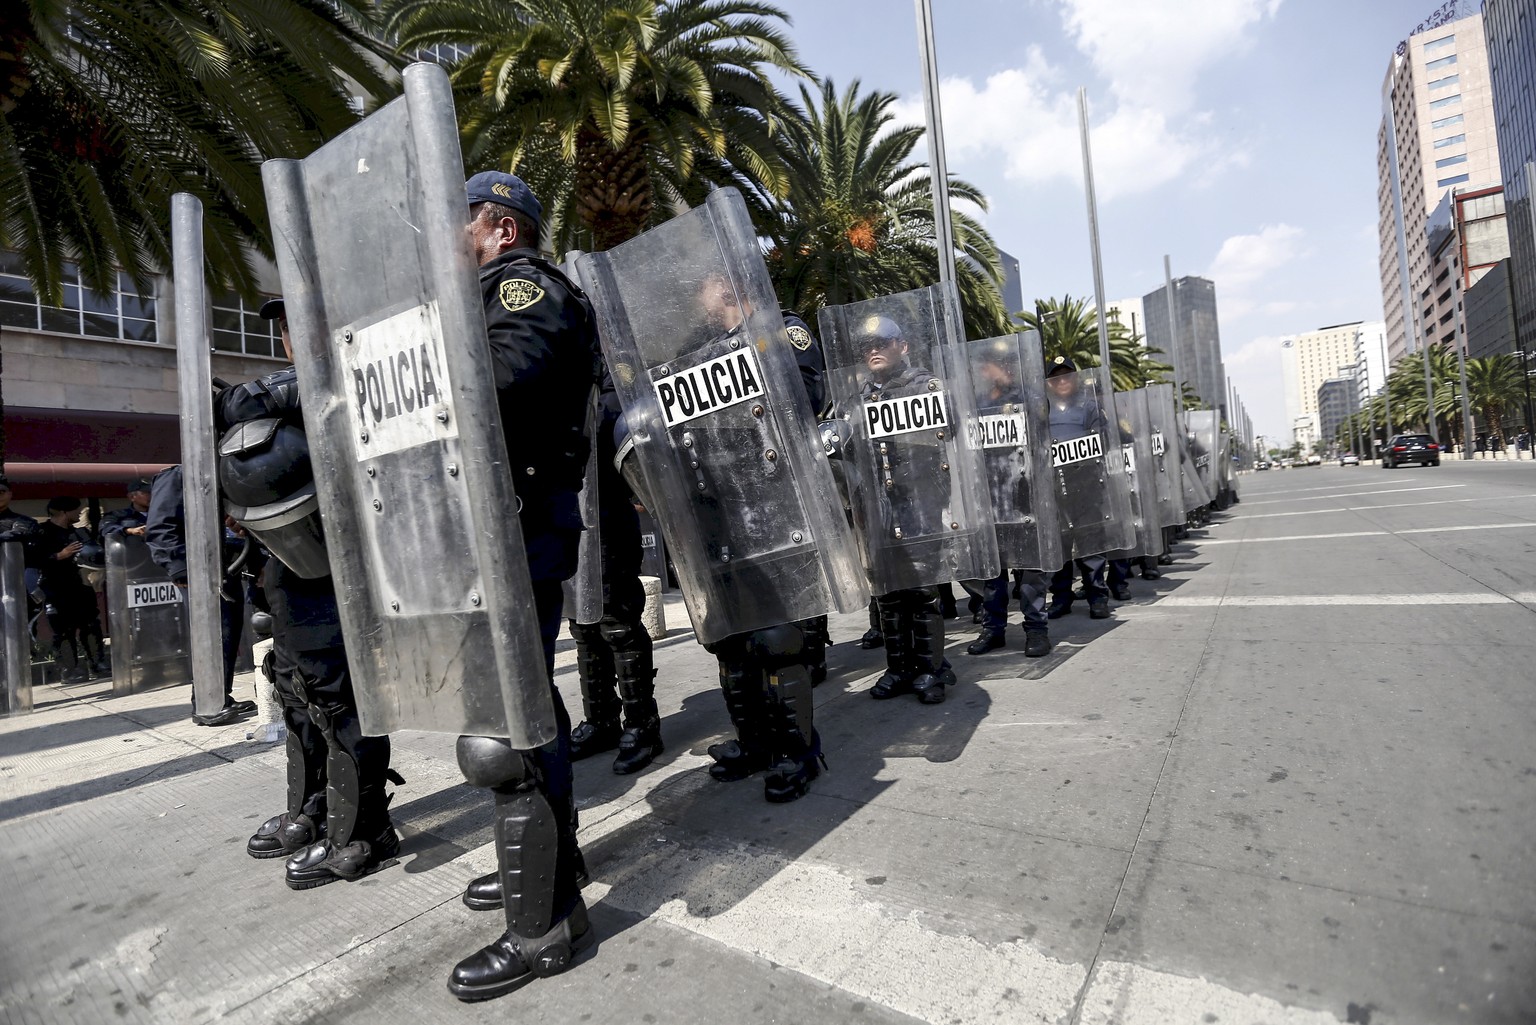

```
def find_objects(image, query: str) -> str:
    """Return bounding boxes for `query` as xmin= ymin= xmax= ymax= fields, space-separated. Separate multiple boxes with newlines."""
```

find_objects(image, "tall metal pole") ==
xmin=1163 ymin=255 xmax=1182 ymax=412
xmin=914 ymin=0 xmax=957 ymax=296
xmin=1076 ymin=88 xmax=1117 ymax=429
xmin=1378 ymin=328 xmax=1393 ymax=460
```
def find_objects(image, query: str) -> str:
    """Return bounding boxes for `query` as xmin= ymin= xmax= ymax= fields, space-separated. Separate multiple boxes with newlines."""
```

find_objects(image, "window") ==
xmin=1423 ymin=34 xmax=1456 ymax=53
xmin=1435 ymin=153 xmax=1468 ymax=168
xmin=1425 ymin=54 xmax=1458 ymax=71
xmin=1434 ymin=133 xmax=1466 ymax=149
xmin=1429 ymin=94 xmax=1461 ymax=110
xmin=211 ymin=293 xmax=282 ymax=358
xmin=0 ymin=251 xmax=158 ymax=341
xmin=1437 ymin=173 xmax=1470 ymax=187
xmin=1429 ymin=74 xmax=1460 ymax=90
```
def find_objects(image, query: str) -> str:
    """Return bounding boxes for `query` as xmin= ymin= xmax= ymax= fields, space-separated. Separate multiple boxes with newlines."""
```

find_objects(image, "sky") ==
xmin=767 ymin=0 xmax=1433 ymax=444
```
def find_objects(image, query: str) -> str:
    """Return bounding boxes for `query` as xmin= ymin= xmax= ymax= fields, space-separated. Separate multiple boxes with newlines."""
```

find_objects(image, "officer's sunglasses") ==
xmin=860 ymin=338 xmax=900 ymax=353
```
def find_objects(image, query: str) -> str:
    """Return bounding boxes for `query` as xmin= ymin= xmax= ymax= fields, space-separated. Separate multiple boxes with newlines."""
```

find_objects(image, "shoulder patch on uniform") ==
xmin=786 ymin=324 xmax=814 ymax=351
xmin=499 ymin=278 xmax=546 ymax=313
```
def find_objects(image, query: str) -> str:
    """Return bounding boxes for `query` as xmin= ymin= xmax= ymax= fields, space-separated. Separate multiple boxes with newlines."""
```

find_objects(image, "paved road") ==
xmin=2 ymin=462 xmax=1533 ymax=1024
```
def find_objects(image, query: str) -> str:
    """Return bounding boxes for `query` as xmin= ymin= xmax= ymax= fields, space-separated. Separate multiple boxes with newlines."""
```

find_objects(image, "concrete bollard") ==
xmin=639 ymin=575 xmax=667 ymax=640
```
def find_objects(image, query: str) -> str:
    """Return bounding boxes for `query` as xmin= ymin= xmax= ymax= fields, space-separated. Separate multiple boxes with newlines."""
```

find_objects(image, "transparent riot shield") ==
xmin=261 ymin=62 xmax=552 ymax=746
xmin=962 ymin=332 xmax=1061 ymax=572
xmin=1105 ymin=387 xmax=1161 ymax=558
xmin=1177 ymin=423 xmax=1212 ymax=511
xmin=1218 ymin=429 xmax=1239 ymax=504
xmin=575 ymin=189 xmax=866 ymax=645
xmin=561 ymin=390 xmax=604 ymax=625
xmin=1142 ymin=384 xmax=1188 ymax=529
xmin=819 ymin=285 xmax=999 ymax=594
xmin=1045 ymin=370 xmax=1135 ymax=562
xmin=104 ymin=534 xmax=192 ymax=695
xmin=1 ymin=541 xmax=30 ymax=716
xmin=1187 ymin=409 xmax=1219 ymax=502
xmin=172 ymin=195 xmax=231 ymax=718
xmin=635 ymin=509 xmax=668 ymax=585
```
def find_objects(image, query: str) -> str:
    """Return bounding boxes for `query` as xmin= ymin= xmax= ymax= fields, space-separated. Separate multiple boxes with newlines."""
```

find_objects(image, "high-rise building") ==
xmin=1317 ymin=378 xmax=1361 ymax=447
xmin=1426 ymin=184 xmax=1512 ymax=354
xmin=1378 ymin=8 xmax=1503 ymax=362
xmin=996 ymin=247 xmax=1024 ymax=322
xmin=1283 ymin=323 xmax=1371 ymax=444
xmin=1483 ymin=0 xmax=1536 ymax=354
xmin=1142 ymin=276 xmax=1225 ymax=420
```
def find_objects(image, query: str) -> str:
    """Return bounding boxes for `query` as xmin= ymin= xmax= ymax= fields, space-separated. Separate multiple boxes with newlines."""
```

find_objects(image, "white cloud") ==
xmin=1058 ymin=0 xmax=1284 ymax=113
xmin=1206 ymin=223 xmax=1305 ymax=291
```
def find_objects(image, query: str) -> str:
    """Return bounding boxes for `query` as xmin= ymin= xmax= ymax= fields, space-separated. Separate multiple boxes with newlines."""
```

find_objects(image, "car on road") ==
xmin=1306 ymin=454 xmax=1322 ymax=466
xmin=1339 ymin=452 xmax=1360 ymax=466
xmin=1382 ymin=433 xmax=1440 ymax=468
xmin=1255 ymin=460 xmax=1270 ymax=470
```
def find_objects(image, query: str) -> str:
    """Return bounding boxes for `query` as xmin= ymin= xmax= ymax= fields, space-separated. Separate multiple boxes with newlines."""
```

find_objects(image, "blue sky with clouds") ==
xmin=768 ymin=0 xmax=1431 ymax=441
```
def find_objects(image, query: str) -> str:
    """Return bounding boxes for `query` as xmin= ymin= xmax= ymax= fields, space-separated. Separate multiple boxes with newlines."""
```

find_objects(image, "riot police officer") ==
xmin=449 ymin=171 xmax=602 ymax=1001
xmin=101 ymin=478 xmax=153 ymax=539
xmin=1043 ymin=357 xmax=1111 ymax=620
xmin=27 ymin=497 xmax=109 ymax=680
xmin=851 ymin=315 xmax=956 ymax=705
xmin=216 ymin=298 xmax=403 ymax=887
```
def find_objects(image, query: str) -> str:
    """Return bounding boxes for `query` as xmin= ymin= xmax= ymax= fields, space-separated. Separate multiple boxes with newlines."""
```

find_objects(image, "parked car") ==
xmin=1382 ymin=433 xmax=1440 ymax=468
xmin=1306 ymin=454 xmax=1322 ymax=466
xmin=1339 ymin=452 xmax=1360 ymax=466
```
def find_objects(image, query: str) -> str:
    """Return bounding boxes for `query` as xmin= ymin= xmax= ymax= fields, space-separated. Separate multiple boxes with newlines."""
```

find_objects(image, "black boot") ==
xmin=937 ymin=583 xmax=959 ymax=619
xmin=568 ymin=621 xmax=622 ymax=761
xmin=966 ymin=629 xmax=1005 ymax=655
xmin=54 ymin=636 xmax=86 ymax=683
xmin=763 ymin=663 xmax=823 ymax=803
xmin=607 ymin=619 xmax=663 ymax=775
xmin=1024 ymin=630 xmax=1052 ymax=658
xmin=249 ymin=707 xmax=327 ymax=858
xmin=910 ymin=598 xmax=956 ymax=705
xmin=82 ymin=627 xmax=111 ymax=676
xmin=448 ymin=900 xmax=593 ymax=1002
xmin=869 ymin=596 xmax=915 ymax=699
xmin=464 ymin=849 xmax=591 ymax=912
xmin=707 ymin=654 xmax=771 ymax=781
xmin=802 ymin=616 xmax=829 ymax=686
xmin=857 ymin=599 xmax=884 ymax=648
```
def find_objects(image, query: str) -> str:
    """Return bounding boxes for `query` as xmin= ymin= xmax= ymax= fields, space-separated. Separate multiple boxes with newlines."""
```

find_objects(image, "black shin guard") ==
xmin=871 ymin=593 xmax=915 ymax=698
xmin=707 ymin=641 xmax=770 ymax=781
xmin=248 ymin=705 xmax=327 ymax=858
xmin=765 ymin=662 xmax=821 ymax=803
xmin=910 ymin=594 xmax=956 ymax=705
xmin=569 ymin=620 xmax=620 ymax=727
xmin=608 ymin=616 xmax=662 ymax=775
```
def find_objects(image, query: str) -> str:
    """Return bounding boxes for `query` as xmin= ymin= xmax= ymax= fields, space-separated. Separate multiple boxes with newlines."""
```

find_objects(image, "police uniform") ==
xmin=26 ymin=503 xmax=109 ymax=680
xmin=215 ymin=305 xmax=402 ymax=887
xmin=449 ymin=172 xmax=603 ymax=1002
xmin=100 ymin=478 xmax=153 ymax=538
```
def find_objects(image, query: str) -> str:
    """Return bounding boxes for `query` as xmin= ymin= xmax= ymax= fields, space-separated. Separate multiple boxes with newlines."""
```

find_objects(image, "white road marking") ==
xmin=1199 ymin=522 xmax=1532 ymax=545
xmin=1240 ymin=493 xmax=1536 ymax=519
xmin=1157 ymin=593 xmax=1524 ymax=607
xmin=1244 ymin=484 xmax=1461 ymax=506
xmin=1245 ymin=477 xmax=1417 ymax=496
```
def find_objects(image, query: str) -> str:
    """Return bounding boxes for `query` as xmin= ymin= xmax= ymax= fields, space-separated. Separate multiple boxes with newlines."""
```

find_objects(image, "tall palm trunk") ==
xmin=575 ymin=126 xmax=654 ymax=252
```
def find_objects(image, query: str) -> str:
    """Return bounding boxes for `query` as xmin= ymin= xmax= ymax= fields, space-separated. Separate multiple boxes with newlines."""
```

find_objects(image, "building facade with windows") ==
xmin=1378 ymin=10 xmax=1504 ymax=362
xmin=1317 ymin=377 xmax=1360 ymax=447
xmin=1140 ymin=276 xmax=1226 ymax=421
xmin=1483 ymin=0 xmax=1536 ymax=359
xmin=1282 ymin=323 xmax=1371 ymax=444
xmin=0 ymin=252 xmax=286 ymax=503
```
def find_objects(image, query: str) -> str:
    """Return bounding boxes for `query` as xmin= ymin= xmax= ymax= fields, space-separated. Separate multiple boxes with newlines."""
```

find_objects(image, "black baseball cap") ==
xmin=46 ymin=496 xmax=81 ymax=513
xmin=125 ymin=477 xmax=153 ymax=494
xmin=465 ymin=171 xmax=543 ymax=225
xmin=258 ymin=297 xmax=285 ymax=320
xmin=1046 ymin=355 xmax=1078 ymax=377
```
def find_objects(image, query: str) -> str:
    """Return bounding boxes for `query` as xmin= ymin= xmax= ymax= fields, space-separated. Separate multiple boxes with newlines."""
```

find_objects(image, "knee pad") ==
xmin=597 ymin=612 xmax=648 ymax=654
xmin=744 ymin=624 xmax=805 ymax=668
xmin=456 ymin=735 xmax=532 ymax=790
xmin=568 ymin=618 xmax=604 ymax=648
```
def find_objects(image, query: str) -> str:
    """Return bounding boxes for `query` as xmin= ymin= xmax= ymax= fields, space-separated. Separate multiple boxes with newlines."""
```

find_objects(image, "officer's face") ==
xmin=699 ymin=277 xmax=745 ymax=332
xmin=0 ymin=487 xmax=10 ymax=512
xmin=129 ymin=490 xmax=150 ymax=512
xmin=279 ymin=318 xmax=293 ymax=362
xmin=1048 ymin=373 xmax=1077 ymax=399
xmin=467 ymin=204 xmax=521 ymax=266
xmin=862 ymin=336 xmax=907 ymax=374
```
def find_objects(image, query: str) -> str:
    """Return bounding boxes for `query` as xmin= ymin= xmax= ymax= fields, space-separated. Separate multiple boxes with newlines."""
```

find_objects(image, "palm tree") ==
xmin=1020 ymin=295 xmax=1172 ymax=391
xmin=765 ymin=78 xmax=1009 ymax=339
xmin=385 ymin=0 xmax=808 ymax=253
xmin=1465 ymin=354 xmax=1525 ymax=445
xmin=2 ymin=0 xmax=396 ymax=304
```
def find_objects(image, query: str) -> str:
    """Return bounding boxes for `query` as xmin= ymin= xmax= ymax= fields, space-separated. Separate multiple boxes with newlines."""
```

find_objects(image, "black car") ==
xmin=1382 ymin=433 xmax=1440 ymax=468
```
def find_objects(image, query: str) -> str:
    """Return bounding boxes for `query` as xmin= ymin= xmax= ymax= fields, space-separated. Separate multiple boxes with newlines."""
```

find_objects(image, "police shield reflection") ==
xmin=104 ymin=533 xmax=192 ymax=696
xmin=1106 ymin=386 xmax=1161 ymax=558
xmin=1141 ymin=383 xmax=1188 ymax=529
xmin=1046 ymin=361 xmax=1135 ymax=560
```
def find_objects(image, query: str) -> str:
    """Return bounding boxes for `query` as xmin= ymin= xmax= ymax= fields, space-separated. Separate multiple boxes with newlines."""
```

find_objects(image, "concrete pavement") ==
xmin=2 ymin=461 xmax=1533 ymax=1024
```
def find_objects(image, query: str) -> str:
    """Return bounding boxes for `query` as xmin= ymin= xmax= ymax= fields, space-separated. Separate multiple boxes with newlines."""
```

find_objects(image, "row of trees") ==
xmin=2 ymin=0 xmax=1022 ymax=337
xmin=1333 ymin=347 xmax=1529 ymax=451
